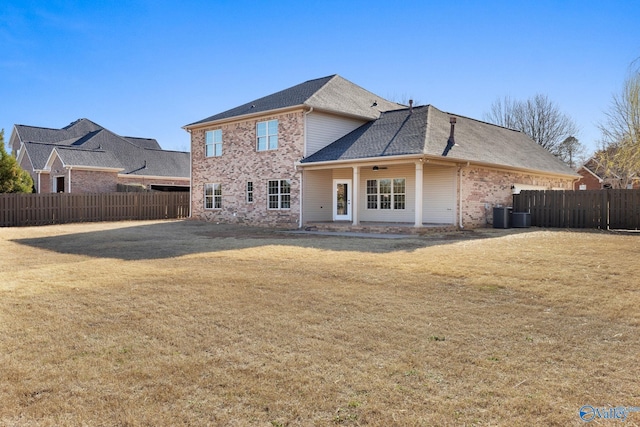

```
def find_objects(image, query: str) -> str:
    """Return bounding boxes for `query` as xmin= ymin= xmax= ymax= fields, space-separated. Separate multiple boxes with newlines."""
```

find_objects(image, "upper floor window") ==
xmin=205 ymin=129 xmax=222 ymax=157
xmin=257 ymin=120 xmax=278 ymax=151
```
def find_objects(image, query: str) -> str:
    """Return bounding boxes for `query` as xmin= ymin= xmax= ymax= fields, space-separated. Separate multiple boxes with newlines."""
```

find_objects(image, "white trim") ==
xmin=414 ymin=161 xmax=423 ymax=227
xmin=183 ymin=105 xmax=304 ymax=131
xmin=296 ymin=154 xmax=579 ymax=179
xmin=352 ymin=167 xmax=359 ymax=225
xmin=578 ymin=165 xmax=604 ymax=183
xmin=333 ymin=179 xmax=352 ymax=221
xmin=117 ymin=173 xmax=188 ymax=180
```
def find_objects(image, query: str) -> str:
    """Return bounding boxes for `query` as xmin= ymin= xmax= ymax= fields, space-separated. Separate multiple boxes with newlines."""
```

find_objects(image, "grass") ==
xmin=1 ymin=220 xmax=639 ymax=426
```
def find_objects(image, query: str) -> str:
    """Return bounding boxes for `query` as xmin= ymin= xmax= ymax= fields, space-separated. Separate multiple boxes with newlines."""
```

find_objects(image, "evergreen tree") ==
xmin=0 ymin=129 xmax=34 ymax=193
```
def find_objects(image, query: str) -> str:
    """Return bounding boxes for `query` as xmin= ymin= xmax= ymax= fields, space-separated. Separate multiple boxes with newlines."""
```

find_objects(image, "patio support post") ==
xmin=352 ymin=166 xmax=359 ymax=225
xmin=414 ymin=160 xmax=423 ymax=227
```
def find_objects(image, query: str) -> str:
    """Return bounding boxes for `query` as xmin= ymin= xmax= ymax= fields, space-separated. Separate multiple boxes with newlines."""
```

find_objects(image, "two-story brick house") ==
xmin=185 ymin=75 xmax=578 ymax=229
xmin=184 ymin=75 xmax=402 ymax=227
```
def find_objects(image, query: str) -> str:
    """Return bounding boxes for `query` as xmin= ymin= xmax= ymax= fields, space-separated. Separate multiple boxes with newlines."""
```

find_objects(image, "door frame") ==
xmin=332 ymin=179 xmax=352 ymax=221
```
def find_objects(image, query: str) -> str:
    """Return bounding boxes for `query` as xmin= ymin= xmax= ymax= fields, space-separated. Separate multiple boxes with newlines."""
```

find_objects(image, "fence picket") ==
xmin=0 ymin=192 xmax=189 ymax=227
xmin=513 ymin=190 xmax=640 ymax=230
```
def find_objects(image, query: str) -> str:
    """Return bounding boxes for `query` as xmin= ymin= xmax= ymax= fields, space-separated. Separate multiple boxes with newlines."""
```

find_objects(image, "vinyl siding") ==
xmin=305 ymin=111 xmax=367 ymax=157
xmin=359 ymin=164 xmax=415 ymax=223
xmin=303 ymin=169 xmax=333 ymax=222
xmin=423 ymin=165 xmax=456 ymax=224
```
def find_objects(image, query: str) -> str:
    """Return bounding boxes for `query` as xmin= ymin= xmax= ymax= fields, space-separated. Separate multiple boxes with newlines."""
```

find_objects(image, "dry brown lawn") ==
xmin=1 ymin=220 xmax=639 ymax=426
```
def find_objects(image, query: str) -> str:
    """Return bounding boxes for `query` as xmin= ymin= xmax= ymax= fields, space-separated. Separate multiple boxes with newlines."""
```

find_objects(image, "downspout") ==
xmin=572 ymin=176 xmax=581 ymax=191
xmin=300 ymin=107 xmax=314 ymax=228
xmin=67 ymin=167 xmax=72 ymax=193
xmin=185 ymin=128 xmax=193 ymax=218
xmin=189 ymin=131 xmax=193 ymax=218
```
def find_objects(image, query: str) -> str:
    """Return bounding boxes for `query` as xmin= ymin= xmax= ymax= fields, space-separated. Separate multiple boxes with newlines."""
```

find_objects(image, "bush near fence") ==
xmin=0 ymin=192 xmax=190 ymax=227
xmin=513 ymin=189 xmax=640 ymax=230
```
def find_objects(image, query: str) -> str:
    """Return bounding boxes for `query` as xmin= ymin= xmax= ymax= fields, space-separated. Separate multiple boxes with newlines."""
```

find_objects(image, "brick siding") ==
xmin=191 ymin=111 xmax=304 ymax=227
xmin=460 ymin=166 xmax=574 ymax=228
xmin=574 ymin=168 xmax=602 ymax=190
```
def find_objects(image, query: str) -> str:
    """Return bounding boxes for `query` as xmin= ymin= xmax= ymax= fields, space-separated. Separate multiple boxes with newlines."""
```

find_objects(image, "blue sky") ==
xmin=1 ymin=0 xmax=639 ymax=156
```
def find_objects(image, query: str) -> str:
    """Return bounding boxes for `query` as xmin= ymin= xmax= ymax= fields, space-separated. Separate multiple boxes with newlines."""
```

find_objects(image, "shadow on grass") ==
xmin=10 ymin=219 xmax=541 ymax=261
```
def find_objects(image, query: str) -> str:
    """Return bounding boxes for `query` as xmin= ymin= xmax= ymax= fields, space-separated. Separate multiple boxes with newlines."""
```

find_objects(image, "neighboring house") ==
xmin=574 ymin=157 xmax=640 ymax=190
xmin=9 ymin=119 xmax=190 ymax=193
xmin=184 ymin=75 xmax=578 ymax=229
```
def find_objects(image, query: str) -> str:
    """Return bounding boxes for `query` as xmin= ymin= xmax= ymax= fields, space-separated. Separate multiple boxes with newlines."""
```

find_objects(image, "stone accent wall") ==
xmin=70 ymin=170 xmax=118 ymax=193
xmin=191 ymin=111 xmax=304 ymax=227
xmin=460 ymin=166 xmax=574 ymax=228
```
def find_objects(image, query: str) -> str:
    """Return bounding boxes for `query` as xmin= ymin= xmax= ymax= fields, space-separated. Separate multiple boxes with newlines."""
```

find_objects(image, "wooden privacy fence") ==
xmin=513 ymin=189 xmax=640 ymax=229
xmin=0 ymin=192 xmax=190 ymax=227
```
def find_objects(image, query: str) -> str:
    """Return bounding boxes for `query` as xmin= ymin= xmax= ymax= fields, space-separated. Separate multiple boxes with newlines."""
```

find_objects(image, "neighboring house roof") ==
xmin=301 ymin=104 xmax=578 ymax=177
xmin=577 ymin=161 xmax=604 ymax=183
xmin=14 ymin=119 xmax=188 ymax=178
xmin=47 ymin=147 xmax=123 ymax=171
xmin=186 ymin=74 xmax=403 ymax=127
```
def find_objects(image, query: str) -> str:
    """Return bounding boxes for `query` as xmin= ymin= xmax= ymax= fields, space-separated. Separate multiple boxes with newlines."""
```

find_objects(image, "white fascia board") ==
xmin=70 ymin=166 xmax=124 ymax=172
xmin=183 ymin=105 xmax=305 ymax=131
xmin=298 ymin=153 xmax=579 ymax=179
xmin=43 ymin=148 xmax=62 ymax=171
xmin=16 ymin=142 xmax=33 ymax=169
xmin=580 ymin=165 xmax=604 ymax=182
xmin=117 ymin=173 xmax=189 ymax=180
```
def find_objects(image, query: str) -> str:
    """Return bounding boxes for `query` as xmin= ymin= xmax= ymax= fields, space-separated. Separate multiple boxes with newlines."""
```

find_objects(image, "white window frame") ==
xmin=246 ymin=181 xmax=254 ymax=203
xmin=267 ymin=179 xmax=290 ymax=210
xmin=257 ymin=120 xmax=278 ymax=151
xmin=205 ymin=129 xmax=222 ymax=157
xmin=204 ymin=183 xmax=222 ymax=209
xmin=366 ymin=178 xmax=406 ymax=210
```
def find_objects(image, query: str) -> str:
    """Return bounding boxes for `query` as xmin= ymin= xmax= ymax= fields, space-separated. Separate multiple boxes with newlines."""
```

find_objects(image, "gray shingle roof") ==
xmin=21 ymin=142 xmax=58 ymax=170
xmin=186 ymin=75 xmax=403 ymax=127
xmin=302 ymin=104 xmax=578 ymax=177
xmin=53 ymin=147 xmax=123 ymax=170
xmin=15 ymin=119 xmax=189 ymax=178
xmin=16 ymin=119 xmax=104 ymax=145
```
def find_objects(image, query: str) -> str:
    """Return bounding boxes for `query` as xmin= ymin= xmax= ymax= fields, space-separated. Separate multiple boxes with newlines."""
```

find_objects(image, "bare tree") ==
xmin=484 ymin=94 xmax=580 ymax=160
xmin=556 ymin=136 xmax=586 ymax=169
xmin=596 ymin=71 xmax=640 ymax=188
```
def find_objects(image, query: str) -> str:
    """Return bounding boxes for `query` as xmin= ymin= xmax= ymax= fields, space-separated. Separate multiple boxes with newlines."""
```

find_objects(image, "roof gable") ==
xmin=45 ymin=147 xmax=123 ymax=171
xmin=185 ymin=75 xmax=403 ymax=127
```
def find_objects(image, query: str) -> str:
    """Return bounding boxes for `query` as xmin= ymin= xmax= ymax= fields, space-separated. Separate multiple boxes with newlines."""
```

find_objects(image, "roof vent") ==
xmin=409 ymin=99 xmax=413 ymax=113
xmin=441 ymin=117 xmax=458 ymax=157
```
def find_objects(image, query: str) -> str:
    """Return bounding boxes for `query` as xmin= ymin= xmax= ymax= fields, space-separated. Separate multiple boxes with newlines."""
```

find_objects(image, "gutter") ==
xmin=183 ymin=105 xmax=306 ymax=131
xmin=296 ymin=153 xmax=578 ymax=179
xmin=300 ymin=107 xmax=314 ymax=228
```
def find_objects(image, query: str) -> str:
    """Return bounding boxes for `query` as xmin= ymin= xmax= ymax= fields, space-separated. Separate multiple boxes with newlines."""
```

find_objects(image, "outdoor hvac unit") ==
xmin=493 ymin=206 xmax=512 ymax=229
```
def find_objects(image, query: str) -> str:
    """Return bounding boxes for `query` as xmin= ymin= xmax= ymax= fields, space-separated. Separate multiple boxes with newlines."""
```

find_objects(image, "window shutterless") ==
xmin=205 ymin=130 xmax=222 ymax=157
xmin=204 ymin=183 xmax=222 ymax=209
xmin=257 ymin=120 xmax=278 ymax=151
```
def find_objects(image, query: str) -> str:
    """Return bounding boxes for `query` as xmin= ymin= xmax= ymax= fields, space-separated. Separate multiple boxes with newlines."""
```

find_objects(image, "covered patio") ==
xmin=299 ymin=159 xmax=460 ymax=230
